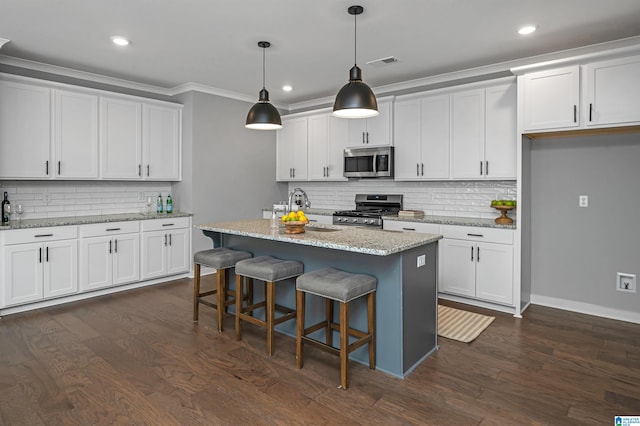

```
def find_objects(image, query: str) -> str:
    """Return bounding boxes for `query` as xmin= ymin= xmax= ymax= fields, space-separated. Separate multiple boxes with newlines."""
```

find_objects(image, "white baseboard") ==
xmin=530 ymin=294 xmax=640 ymax=325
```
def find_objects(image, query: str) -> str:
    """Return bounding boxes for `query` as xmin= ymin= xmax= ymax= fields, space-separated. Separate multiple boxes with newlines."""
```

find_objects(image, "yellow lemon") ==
xmin=297 ymin=211 xmax=305 ymax=217
xmin=288 ymin=211 xmax=297 ymax=219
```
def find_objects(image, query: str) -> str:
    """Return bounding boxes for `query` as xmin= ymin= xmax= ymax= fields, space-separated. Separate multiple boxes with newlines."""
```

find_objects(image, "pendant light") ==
xmin=246 ymin=41 xmax=282 ymax=130
xmin=332 ymin=5 xmax=378 ymax=119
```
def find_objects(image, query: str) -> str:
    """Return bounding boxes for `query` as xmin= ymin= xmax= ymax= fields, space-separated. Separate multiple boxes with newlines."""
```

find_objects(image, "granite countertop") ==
xmin=263 ymin=207 xmax=516 ymax=229
xmin=0 ymin=211 xmax=193 ymax=231
xmin=197 ymin=219 xmax=441 ymax=256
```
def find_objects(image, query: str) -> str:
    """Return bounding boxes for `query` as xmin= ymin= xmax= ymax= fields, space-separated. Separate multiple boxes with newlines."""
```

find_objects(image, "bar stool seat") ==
xmin=193 ymin=248 xmax=252 ymax=332
xmin=296 ymin=267 xmax=376 ymax=389
xmin=235 ymin=256 xmax=303 ymax=355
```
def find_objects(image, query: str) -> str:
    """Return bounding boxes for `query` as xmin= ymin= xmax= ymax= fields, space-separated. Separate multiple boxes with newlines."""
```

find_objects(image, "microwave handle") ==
xmin=373 ymin=154 xmax=377 ymax=174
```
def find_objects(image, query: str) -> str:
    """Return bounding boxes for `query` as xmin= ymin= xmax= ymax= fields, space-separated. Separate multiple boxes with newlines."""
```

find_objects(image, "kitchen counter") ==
xmin=199 ymin=219 xmax=441 ymax=256
xmin=197 ymin=218 xmax=441 ymax=378
xmin=262 ymin=208 xmax=516 ymax=229
xmin=0 ymin=211 xmax=193 ymax=230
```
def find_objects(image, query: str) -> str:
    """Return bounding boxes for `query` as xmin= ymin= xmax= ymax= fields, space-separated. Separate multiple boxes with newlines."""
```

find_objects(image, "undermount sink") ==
xmin=305 ymin=226 xmax=340 ymax=233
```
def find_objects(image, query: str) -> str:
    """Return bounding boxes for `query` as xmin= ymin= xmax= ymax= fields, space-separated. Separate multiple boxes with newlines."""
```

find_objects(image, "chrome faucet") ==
xmin=287 ymin=188 xmax=310 ymax=212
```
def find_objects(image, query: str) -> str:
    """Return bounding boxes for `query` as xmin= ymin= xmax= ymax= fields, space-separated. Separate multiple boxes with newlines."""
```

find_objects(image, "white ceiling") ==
xmin=2 ymin=0 xmax=640 ymax=108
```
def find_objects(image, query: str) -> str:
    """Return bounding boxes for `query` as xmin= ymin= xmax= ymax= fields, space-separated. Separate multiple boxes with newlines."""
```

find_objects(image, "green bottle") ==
xmin=166 ymin=194 xmax=173 ymax=213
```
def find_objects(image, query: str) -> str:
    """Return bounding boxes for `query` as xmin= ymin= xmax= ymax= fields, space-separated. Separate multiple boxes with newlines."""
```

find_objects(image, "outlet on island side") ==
xmin=417 ymin=254 xmax=426 ymax=268
xmin=616 ymin=272 xmax=636 ymax=293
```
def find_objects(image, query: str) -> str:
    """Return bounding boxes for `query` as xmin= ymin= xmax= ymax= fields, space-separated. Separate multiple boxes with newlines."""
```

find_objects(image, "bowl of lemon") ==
xmin=281 ymin=210 xmax=309 ymax=234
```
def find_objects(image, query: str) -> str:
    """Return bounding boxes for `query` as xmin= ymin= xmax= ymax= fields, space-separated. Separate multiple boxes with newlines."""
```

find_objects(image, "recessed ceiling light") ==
xmin=282 ymin=85 xmax=293 ymax=92
xmin=518 ymin=25 xmax=537 ymax=35
xmin=111 ymin=36 xmax=130 ymax=46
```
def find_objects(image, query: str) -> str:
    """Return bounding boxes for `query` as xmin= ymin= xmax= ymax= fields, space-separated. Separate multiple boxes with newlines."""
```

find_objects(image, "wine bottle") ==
xmin=166 ymin=194 xmax=173 ymax=213
xmin=1 ymin=192 xmax=9 ymax=223
xmin=156 ymin=194 xmax=163 ymax=213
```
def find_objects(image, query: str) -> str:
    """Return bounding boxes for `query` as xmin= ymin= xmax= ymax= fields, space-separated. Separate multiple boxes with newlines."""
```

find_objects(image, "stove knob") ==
xmin=364 ymin=219 xmax=370 ymax=224
xmin=351 ymin=218 xmax=358 ymax=224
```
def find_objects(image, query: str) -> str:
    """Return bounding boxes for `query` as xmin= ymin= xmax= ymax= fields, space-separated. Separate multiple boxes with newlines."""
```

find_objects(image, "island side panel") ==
xmin=218 ymin=233 xmax=405 ymax=378
xmin=401 ymin=242 xmax=438 ymax=375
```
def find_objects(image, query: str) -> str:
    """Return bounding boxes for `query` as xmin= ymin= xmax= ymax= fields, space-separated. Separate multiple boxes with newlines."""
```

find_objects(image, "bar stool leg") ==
xmin=193 ymin=263 xmax=201 ymax=322
xmin=235 ymin=274 xmax=243 ymax=341
xmin=296 ymin=290 xmax=305 ymax=369
xmin=326 ymin=298 xmax=333 ymax=346
xmin=266 ymin=281 xmax=276 ymax=356
xmin=340 ymin=301 xmax=349 ymax=389
xmin=368 ymin=292 xmax=376 ymax=369
xmin=247 ymin=278 xmax=254 ymax=316
xmin=216 ymin=268 xmax=225 ymax=333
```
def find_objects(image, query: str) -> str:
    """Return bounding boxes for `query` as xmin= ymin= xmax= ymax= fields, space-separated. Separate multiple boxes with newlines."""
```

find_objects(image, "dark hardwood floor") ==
xmin=1 ymin=275 xmax=639 ymax=425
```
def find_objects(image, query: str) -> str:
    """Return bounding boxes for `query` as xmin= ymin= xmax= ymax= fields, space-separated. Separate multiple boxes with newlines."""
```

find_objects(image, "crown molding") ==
xmin=167 ymin=82 xmax=288 ymax=110
xmin=0 ymin=54 xmax=173 ymax=95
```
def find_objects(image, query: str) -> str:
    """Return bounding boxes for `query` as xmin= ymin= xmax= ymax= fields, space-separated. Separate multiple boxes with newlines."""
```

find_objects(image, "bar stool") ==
xmin=193 ymin=248 xmax=252 ymax=332
xmin=295 ymin=267 xmax=376 ymax=389
xmin=235 ymin=255 xmax=303 ymax=355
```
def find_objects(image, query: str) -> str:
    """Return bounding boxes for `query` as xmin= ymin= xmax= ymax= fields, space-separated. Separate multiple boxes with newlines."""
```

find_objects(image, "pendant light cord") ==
xmin=353 ymin=11 xmax=357 ymax=66
xmin=262 ymin=46 xmax=266 ymax=90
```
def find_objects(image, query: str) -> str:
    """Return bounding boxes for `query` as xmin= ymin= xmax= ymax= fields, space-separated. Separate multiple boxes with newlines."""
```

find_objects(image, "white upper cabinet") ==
xmin=100 ymin=97 xmax=143 ymax=179
xmin=142 ymin=104 xmax=181 ymax=180
xmin=0 ymin=81 xmax=51 ymax=179
xmin=522 ymin=66 xmax=580 ymax=132
xmin=308 ymin=113 xmax=349 ymax=181
xmin=347 ymin=98 xmax=393 ymax=146
xmin=394 ymin=94 xmax=450 ymax=180
xmin=484 ymin=83 xmax=517 ymax=179
xmin=276 ymin=116 xmax=308 ymax=181
xmin=54 ymin=90 xmax=99 ymax=179
xmin=584 ymin=55 xmax=640 ymax=127
xmin=451 ymin=88 xmax=486 ymax=179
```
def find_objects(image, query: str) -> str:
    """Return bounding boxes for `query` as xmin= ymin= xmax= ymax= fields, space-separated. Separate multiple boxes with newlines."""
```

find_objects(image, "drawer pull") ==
xmin=106 ymin=228 xmax=121 ymax=231
xmin=467 ymin=233 xmax=483 ymax=237
xmin=402 ymin=227 xmax=416 ymax=231
xmin=162 ymin=223 xmax=175 ymax=227
xmin=35 ymin=233 xmax=54 ymax=238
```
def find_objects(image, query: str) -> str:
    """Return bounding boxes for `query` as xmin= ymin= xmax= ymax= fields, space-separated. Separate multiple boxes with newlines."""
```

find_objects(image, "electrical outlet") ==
xmin=417 ymin=254 xmax=426 ymax=268
xmin=579 ymin=195 xmax=588 ymax=207
xmin=616 ymin=272 xmax=636 ymax=293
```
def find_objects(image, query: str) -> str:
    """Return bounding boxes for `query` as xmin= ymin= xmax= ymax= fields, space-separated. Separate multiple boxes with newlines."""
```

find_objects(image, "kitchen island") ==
xmin=197 ymin=219 xmax=442 ymax=378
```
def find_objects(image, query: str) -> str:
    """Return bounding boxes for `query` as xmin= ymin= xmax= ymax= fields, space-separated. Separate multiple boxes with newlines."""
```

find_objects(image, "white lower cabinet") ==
xmin=141 ymin=217 xmax=190 ymax=280
xmin=438 ymin=225 xmax=514 ymax=306
xmin=2 ymin=226 xmax=78 ymax=307
xmin=79 ymin=222 xmax=140 ymax=291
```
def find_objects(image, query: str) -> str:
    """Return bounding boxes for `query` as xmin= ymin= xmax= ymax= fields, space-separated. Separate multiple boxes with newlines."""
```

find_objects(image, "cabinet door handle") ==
xmin=573 ymin=105 xmax=577 ymax=123
xmin=138 ymin=164 xmax=142 ymax=177
xmin=485 ymin=161 xmax=489 ymax=176
xmin=421 ymin=163 xmax=424 ymax=176
xmin=471 ymin=246 xmax=474 ymax=261
xmin=292 ymin=168 xmax=295 ymax=178
xmin=589 ymin=103 xmax=593 ymax=122
xmin=109 ymin=240 xmax=112 ymax=254
xmin=362 ymin=132 xmax=365 ymax=144
xmin=480 ymin=161 xmax=483 ymax=175
xmin=147 ymin=165 xmax=150 ymax=176
xmin=467 ymin=233 xmax=484 ymax=237
xmin=45 ymin=160 xmax=49 ymax=175
xmin=35 ymin=233 xmax=54 ymax=238
xmin=57 ymin=161 xmax=61 ymax=175
xmin=477 ymin=246 xmax=480 ymax=262
xmin=46 ymin=246 xmax=49 ymax=262
xmin=39 ymin=247 xmax=42 ymax=263
xmin=164 ymin=234 xmax=167 ymax=246
xmin=169 ymin=234 xmax=172 ymax=246
xmin=114 ymin=239 xmax=118 ymax=253
xmin=366 ymin=132 xmax=369 ymax=144
xmin=416 ymin=163 xmax=419 ymax=176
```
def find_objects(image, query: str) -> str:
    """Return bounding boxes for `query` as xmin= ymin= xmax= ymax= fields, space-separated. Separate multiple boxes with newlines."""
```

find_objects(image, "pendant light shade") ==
xmin=246 ymin=41 xmax=282 ymax=130
xmin=333 ymin=5 xmax=378 ymax=119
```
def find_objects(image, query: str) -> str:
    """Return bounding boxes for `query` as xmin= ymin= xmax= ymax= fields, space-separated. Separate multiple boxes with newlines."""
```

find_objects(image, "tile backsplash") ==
xmin=0 ymin=181 xmax=172 ymax=220
xmin=288 ymin=180 xmax=517 ymax=219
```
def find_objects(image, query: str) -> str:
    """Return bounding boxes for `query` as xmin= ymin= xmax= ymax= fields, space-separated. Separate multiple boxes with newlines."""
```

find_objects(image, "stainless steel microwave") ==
xmin=343 ymin=146 xmax=394 ymax=178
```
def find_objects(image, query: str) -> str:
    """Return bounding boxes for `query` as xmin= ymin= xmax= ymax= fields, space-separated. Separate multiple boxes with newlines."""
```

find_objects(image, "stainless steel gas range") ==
xmin=333 ymin=194 xmax=403 ymax=228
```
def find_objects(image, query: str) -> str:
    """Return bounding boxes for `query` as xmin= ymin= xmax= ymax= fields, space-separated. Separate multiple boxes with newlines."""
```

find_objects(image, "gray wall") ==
xmin=529 ymin=133 xmax=640 ymax=314
xmin=172 ymin=91 xmax=287 ymax=254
